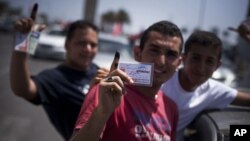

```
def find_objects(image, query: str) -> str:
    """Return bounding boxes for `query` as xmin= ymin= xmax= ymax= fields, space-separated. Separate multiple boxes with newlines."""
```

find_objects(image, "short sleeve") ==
xmin=74 ymin=85 xmax=99 ymax=131
xmin=206 ymin=81 xmax=237 ymax=109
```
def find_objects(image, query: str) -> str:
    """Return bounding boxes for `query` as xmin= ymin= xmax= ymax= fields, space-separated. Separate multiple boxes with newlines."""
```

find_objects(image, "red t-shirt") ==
xmin=75 ymin=84 xmax=178 ymax=141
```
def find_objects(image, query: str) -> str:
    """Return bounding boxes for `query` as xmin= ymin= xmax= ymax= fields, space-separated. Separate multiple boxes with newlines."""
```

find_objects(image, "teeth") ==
xmin=155 ymin=69 xmax=163 ymax=73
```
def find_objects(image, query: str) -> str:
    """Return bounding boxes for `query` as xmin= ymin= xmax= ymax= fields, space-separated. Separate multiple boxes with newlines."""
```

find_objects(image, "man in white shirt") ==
xmin=161 ymin=30 xmax=250 ymax=141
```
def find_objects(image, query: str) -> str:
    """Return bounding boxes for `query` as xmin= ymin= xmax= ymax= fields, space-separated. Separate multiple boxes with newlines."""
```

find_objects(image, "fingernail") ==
xmin=114 ymin=51 xmax=120 ymax=60
xmin=114 ymin=63 xmax=118 ymax=68
xmin=34 ymin=3 xmax=38 ymax=11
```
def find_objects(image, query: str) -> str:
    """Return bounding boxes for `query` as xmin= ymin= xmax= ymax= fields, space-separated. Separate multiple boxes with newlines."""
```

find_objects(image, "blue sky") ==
xmin=4 ymin=0 xmax=249 ymax=42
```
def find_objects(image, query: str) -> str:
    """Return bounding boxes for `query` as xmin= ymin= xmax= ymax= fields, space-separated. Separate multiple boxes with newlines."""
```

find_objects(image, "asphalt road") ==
xmin=0 ymin=32 xmax=64 ymax=141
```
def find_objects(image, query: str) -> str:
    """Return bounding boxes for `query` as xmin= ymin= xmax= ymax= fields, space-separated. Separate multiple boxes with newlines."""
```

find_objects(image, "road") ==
xmin=0 ymin=32 xmax=64 ymax=141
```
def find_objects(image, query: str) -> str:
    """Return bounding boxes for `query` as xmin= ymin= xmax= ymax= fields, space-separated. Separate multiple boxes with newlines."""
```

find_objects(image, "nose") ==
xmin=196 ymin=60 xmax=207 ymax=73
xmin=83 ymin=43 xmax=92 ymax=52
xmin=156 ymin=54 xmax=166 ymax=66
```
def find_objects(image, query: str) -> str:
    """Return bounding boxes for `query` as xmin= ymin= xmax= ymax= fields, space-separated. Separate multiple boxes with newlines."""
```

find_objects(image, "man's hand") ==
xmin=14 ymin=3 xmax=45 ymax=34
xmin=97 ymin=51 xmax=133 ymax=115
xmin=89 ymin=68 xmax=109 ymax=87
xmin=89 ymin=51 xmax=120 ymax=87
xmin=228 ymin=18 xmax=250 ymax=43
xmin=110 ymin=51 xmax=120 ymax=72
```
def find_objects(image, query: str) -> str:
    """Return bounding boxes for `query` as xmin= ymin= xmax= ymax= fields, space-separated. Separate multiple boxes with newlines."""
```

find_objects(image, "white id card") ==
xmin=28 ymin=31 xmax=40 ymax=55
xmin=118 ymin=62 xmax=154 ymax=86
xmin=14 ymin=31 xmax=40 ymax=55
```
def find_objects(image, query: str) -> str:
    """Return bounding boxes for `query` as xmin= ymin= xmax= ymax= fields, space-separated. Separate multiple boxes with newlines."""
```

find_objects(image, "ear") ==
xmin=181 ymin=53 xmax=186 ymax=63
xmin=215 ymin=60 xmax=222 ymax=70
xmin=65 ymin=40 xmax=69 ymax=51
xmin=133 ymin=46 xmax=142 ymax=61
xmin=177 ymin=55 xmax=183 ymax=66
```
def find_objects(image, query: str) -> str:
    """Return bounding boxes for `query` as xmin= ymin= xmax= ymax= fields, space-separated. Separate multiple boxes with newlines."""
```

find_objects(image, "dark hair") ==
xmin=139 ymin=20 xmax=183 ymax=52
xmin=65 ymin=20 xmax=99 ymax=41
xmin=184 ymin=30 xmax=222 ymax=59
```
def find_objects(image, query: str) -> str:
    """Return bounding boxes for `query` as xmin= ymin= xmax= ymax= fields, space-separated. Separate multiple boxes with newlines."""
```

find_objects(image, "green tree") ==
xmin=100 ymin=9 xmax=130 ymax=33
xmin=116 ymin=9 xmax=130 ymax=24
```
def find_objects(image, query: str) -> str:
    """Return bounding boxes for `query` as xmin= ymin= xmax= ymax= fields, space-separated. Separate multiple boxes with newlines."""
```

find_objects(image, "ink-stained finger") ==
xmin=30 ymin=3 xmax=38 ymax=21
xmin=110 ymin=51 xmax=120 ymax=72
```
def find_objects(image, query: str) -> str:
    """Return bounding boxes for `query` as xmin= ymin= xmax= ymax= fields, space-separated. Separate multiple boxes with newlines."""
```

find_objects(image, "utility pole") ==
xmin=198 ymin=0 xmax=207 ymax=29
xmin=84 ymin=0 xmax=98 ymax=23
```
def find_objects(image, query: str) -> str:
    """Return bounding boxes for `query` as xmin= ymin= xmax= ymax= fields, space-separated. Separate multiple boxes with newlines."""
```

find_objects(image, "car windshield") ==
xmin=98 ymin=39 xmax=132 ymax=57
xmin=48 ymin=30 xmax=67 ymax=36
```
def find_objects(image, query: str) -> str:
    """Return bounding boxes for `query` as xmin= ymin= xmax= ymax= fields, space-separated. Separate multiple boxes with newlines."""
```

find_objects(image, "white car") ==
xmin=93 ymin=32 xmax=136 ymax=69
xmin=35 ymin=31 xmax=135 ymax=68
xmin=34 ymin=29 xmax=66 ymax=60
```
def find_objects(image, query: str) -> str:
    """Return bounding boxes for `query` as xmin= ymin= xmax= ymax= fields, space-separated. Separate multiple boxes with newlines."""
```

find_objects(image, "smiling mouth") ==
xmin=154 ymin=69 xmax=166 ymax=74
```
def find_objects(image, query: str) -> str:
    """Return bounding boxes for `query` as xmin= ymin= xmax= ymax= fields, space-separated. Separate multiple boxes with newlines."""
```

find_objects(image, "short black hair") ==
xmin=65 ymin=20 xmax=99 ymax=41
xmin=139 ymin=20 xmax=183 ymax=53
xmin=184 ymin=30 xmax=223 ymax=59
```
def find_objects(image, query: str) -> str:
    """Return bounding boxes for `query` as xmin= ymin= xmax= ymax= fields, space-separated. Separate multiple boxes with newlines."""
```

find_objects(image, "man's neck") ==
xmin=63 ymin=61 xmax=88 ymax=72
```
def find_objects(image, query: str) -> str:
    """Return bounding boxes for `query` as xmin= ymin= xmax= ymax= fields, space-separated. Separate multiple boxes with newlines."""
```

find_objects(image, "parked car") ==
xmin=184 ymin=105 xmax=250 ymax=141
xmin=212 ymin=65 xmax=236 ymax=87
xmin=212 ymin=56 xmax=237 ymax=87
xmin=34 ymin=31 xmax=135 ymax=67
xmin=34 ymin=28 xmax=66 ymax=60
xmin=93 ymin=32 xmax=135 ymax=69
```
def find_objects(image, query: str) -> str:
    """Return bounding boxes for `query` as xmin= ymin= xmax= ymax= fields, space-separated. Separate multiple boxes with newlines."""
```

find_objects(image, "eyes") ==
xmin=190 ymin=55 xmax=217 ymax=66
xmin=148 ymin=44 xmax=179 ymax=59
xmin=76 ymin=40 xmax=98 ymax=49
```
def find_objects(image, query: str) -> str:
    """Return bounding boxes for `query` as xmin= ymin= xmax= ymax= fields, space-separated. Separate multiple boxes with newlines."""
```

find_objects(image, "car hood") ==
xmin=39 ymin=33 xmax=66 ymax=47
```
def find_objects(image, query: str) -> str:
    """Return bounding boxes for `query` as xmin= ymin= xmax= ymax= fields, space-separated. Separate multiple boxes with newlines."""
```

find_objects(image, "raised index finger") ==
xmin=110 ymin=51 xmax=120 ymax=72
xmin=30 ymin=3 xmax=38 ymax=21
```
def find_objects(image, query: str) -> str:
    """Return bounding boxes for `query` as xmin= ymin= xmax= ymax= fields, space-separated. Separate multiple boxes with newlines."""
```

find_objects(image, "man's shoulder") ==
xmin=207 ymin=78 xmax=232 ymax=89
xmin=87 ymin=63 xmax=100 ymax=74
xmin=31 ymin=65 xmax=64 ymax=82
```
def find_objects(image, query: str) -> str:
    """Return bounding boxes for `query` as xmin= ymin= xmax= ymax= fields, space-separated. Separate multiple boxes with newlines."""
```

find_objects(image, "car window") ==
xmin=48 ymin=30 xmax=66 ymax=36
xmin=99 ymin=39 xmax=124 ymax=52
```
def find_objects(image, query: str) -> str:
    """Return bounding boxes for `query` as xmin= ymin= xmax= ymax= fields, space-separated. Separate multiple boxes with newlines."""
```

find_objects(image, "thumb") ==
xmin=110 ymin=51 xmax=120 ymax=72
xmin=38 ymin=24 xmax=46 ymax=32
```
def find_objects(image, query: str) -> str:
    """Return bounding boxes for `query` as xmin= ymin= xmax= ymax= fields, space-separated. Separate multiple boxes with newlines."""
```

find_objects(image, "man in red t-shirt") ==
xmin=70 ymin=20 xmax=184 ymax=141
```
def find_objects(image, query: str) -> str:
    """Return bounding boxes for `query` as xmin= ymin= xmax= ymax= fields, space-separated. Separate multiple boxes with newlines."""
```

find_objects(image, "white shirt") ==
xmin=161 ymin=71 xmax=237 ymax=141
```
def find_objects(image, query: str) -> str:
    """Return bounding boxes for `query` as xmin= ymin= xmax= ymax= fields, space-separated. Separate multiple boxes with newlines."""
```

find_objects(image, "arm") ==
xmin=70 ymin=105 xmax=111 ymax=141
xmin=71 ymin=70 xmax=133 ymax=141
xmin=229 ymin=18 xmax=250 ymax=43
xmin=10 ymin=50 xmax=37 ymax=100
xmin=231 ymin=91 xmax=250 ymax=107
xmin=238 ymin=21 xmax=250 ymax=43
xmin=10 ymin=3 xmax=45 ymax=100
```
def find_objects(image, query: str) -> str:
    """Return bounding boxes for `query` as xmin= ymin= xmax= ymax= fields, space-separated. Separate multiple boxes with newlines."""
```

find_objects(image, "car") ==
xmin=93 ymin=32 xmax=135 ymax=69
xmin=34 ymin=28 xmax=67 ymax=60
xmin=34 ymin=31 xmax=135 ymax=68
xmin=184 ymin=105 xmax=250 ymax=141
xmin=212 ymin=56 xmax=237 ymax=87
xmin=212 ymin=65 xmax=236 ymax=87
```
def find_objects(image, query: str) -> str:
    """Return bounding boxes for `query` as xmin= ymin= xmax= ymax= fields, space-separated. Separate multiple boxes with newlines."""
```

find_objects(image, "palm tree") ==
xmin=116 ymin=9 xmax=130 ymax=24
xmin=101 ymin=11 xmax=116 ymax=32
xmin=100 ymin=9 xmax=130 ymax=33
